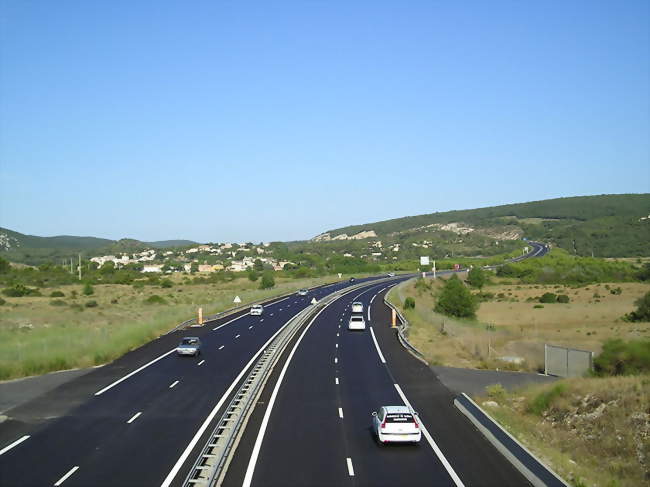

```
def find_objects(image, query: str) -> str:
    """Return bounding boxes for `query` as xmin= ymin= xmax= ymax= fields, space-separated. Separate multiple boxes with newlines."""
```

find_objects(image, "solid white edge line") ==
xmin=160 ymin=312 xmax=303 ymax=487
xmin=0 ymin=435 xmax=30 ymax=456
xmin=54 ymin=466 xmax=79 ymax=486
xmin=369 ymin=327 xmax=386 ymax=364
xmin=393 ymin=384 xmax=465 ymax=487
xmin=242 ymin=298 xmax=336 ymax=487
xmin=346 ymin=457 xmax=355 ymax=476
xmin=95 ymin=349 xmax=176 ymax=396
xmin=127 ymin=411 xmax=142 ymax=424
xmin=338 ymin=407 xmax=344 ymax=419
xmin=169 ymin=380 xmax=179 ymax=389
xmin=367 ymin=307 xmax=371 ymax=321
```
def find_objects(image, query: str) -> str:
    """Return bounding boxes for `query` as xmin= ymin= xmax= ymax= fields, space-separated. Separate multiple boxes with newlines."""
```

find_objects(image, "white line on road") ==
xmin=248 ymin=326 xmax=253 ymax=329
xmin=235 ymin=334 xmax=240 ymax=339
xmin=270 ymin=313 xmax=274 ymax=316
xmin=54 ymin=466 xmax=79 ymax=486
xmin=260 ymin=319 xmax=264 ymax=322
xmin=242 ymin=299 xmax=338 ymax=487
xmin=334 ymin=357 xmax=338 ymax=364
xmin=367 ymin=307 xmax=371 ymax=321
xmin=369 ymin=327 xmax=386 ymax=364
xmin=197 ymin=360 xmax=205 ymax=366
xmin=336 ymin=332 xmax=339 ymax=337
xmin=338 ymin=407 xmax=344 ymax=418
xmin=169 ymin=380 xmax=179 ymax=389
xmin=94 ymin=349 xmax=176 ymax=396
xmin=162 ymin=312 xmax=309 ymax=487
xmin=219 ymin=345 xmax=225 ymax=350
xmin=335 ymin=343 xmax=338 ymax=349
xmin=394 ymin=384 xmax=464 ymax=486
xmin=0 ymin=435 xmax=30 ymax=456
xmin=213 ymin=314 xmax=246 ymax=331
xmin=346 ymin=458 xmax=355 ymax=476
xmin=335 ymin=377 xmax=339 ymax=385
xmin=279 ymin=308 xmax=283 ymax=311
xmin=127 ymin=412 xmax=142 ymax=424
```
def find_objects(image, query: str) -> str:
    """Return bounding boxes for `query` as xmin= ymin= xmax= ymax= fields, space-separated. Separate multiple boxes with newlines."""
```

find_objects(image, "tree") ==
xmin=253 ymin=259 xmax=264 ymax=272
xmin=82 ymin=283 xmax=94 ymax=296
xmin=259 ymin=272 xmax=275 ymax=289
xmin=467 ymin=267 xmax=487 ymax=290
xmin=625 ymin=291 xmax=650 ymax=322
xmin=247 ymin=270 xmax=259 ymax=282
xmin=0 ymin=257 xmax=10 ymax=274
xmin=434 ymin=275 xmax=478 ymax=318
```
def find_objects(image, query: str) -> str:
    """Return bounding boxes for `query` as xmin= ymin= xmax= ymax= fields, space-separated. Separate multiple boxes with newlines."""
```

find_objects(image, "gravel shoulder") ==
xmin=431 ymin=365 xmax=558 ymax=396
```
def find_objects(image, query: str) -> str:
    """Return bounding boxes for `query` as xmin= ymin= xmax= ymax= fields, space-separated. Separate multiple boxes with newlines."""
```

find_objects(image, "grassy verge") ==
xmin=475 ymin=376 xmax=650 ymax=487
xmin=387 ymin=277 xmax=650 ymax=370
xmin=0 ymin=274 xmax=343 ymax=380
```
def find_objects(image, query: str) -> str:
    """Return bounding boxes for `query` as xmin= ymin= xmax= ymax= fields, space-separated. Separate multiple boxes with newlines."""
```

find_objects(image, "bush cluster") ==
xmin=434 ymin=275 xmax=478 ymax=319
xmin=593 ymin=338 xmax=650 ymax=376
xmin=403 ymin=297 xmax=415 ymax=310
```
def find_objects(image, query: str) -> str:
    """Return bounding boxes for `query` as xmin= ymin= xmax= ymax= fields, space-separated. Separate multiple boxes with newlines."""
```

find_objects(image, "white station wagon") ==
xmin=372 ymin=406 xmax=421 ymax=444
xmin=250 ymin=304 xmax=264 ymax=316
xmin=348 ymin=315 xmax=366 ymax=330
xmin=351 ymin=301 xmax=363 ymax=313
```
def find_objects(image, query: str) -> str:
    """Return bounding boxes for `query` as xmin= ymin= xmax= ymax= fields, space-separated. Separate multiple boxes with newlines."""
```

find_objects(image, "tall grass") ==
xmin=0 ymin=274 xmax=341 ymax=380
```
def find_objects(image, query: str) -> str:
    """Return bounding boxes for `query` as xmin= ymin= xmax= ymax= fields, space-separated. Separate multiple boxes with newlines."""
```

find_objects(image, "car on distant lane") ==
xmin=297 ymin=289 xmax=308 ymax=296
xmin=176 ymin=337 xmax=202 ymax=357
xmin=250 ymin=304 xmax=264 ymax=316
xmin=372 ymin=406 xmax=421 ymax=444
xmin=348 ymin=315 xmax=366 ymax=330
xmin=351 ymin=301 xmax=363 ymax=313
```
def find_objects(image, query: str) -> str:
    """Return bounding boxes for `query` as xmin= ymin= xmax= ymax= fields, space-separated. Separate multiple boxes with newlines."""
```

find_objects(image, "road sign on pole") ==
xmin=233 ymin=295 xmax=241 ymax=304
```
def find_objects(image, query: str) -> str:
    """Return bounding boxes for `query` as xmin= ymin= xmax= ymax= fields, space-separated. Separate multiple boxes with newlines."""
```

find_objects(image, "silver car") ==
xmin=176 ymin=337 xmax=201 ymax=356
xmin=297 ymin=289 xmax=309 ymax=296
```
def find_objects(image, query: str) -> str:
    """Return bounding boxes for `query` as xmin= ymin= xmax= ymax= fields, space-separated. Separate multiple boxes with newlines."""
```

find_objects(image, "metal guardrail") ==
xmin=383 ymin=293 xmax=428 ymax=365
xmin=181 ymin=278 xmax=396 ymax=487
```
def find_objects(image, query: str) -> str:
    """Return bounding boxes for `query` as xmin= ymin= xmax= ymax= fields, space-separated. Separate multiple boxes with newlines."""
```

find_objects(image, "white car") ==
xmin=250 ymin=304 xmax=264 ymax=316
xmin=351 ymin=301 xmax=363 ymax=313
xmin=387 ymin=272 xmax=395 ymax=277
xmin=348 ymin=315 xmax=366 ymax=330
xmin=297 ymin=289 xmax=308 ymax=296
xmin=372 ymin=406 xmax=421 ymax=444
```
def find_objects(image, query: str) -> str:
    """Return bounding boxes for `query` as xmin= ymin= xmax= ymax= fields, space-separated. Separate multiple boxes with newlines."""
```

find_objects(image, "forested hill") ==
xmin=317 ymin=194 xmax=650 ymax=257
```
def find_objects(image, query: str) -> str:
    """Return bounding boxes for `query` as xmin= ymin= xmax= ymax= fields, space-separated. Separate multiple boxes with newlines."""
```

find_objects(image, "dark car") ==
xmin=349 ymin=277 xmax=356 ymax=282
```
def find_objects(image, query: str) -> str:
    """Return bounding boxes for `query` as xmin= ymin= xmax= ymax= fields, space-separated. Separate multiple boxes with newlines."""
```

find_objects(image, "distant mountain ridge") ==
xmin=313 ymin=194 xmax=650 ymax=257
xmin=0 ymin=227 xmax=197 ymax=264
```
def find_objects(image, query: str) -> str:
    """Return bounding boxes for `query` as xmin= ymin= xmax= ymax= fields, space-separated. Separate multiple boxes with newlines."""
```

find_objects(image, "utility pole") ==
xmin=78 ymin=254 xmax=81 ymax=281
xmin=70 ymin=258 xmax=73 ymax=274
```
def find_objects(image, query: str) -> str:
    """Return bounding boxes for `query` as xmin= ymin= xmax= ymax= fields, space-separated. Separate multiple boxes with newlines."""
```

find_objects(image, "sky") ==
xmin=1 ymin=1 xmax=648 ymax=243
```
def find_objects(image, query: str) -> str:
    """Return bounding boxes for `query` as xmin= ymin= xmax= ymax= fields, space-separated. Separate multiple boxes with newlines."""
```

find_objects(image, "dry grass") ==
xmin=0 ymin=275 xmax=341 ymax=380
xmin=475 ymin=375 xmax=650 ymax=487
xmin=388 ymin=277 xmax=650 ymax=371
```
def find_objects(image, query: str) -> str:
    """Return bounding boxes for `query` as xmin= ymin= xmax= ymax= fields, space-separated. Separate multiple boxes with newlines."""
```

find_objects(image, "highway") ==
xmin=0 ymin=242 xmax=547 ymax=486
xmin=0 ymin=277 xmax=391 ymax=487
xmin=222 ymin=281 xmax=529 ymax=487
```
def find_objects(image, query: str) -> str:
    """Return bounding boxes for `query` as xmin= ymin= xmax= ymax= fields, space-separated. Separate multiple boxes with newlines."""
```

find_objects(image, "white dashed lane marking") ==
xmin=54 ymin=466 xmax=79 ymax=486
xmin=197 ymin=360 xmax=205 ymax=366
xmin=127 ymin=412 xmax=142 ymax=424
xmin=346 ymin=458 xmax=354 ymax=476
xmin=169 ymin=380 xmax=179 ymax=389
xmin=219 ymin=345 xmax=225 ymax=350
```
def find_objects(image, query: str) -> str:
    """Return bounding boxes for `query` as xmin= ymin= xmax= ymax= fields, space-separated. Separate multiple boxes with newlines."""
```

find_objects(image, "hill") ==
xmin=0 ymin=228 xmax=197 ymax=265
xmin=314 ymin=194 xmax=650 ymax=257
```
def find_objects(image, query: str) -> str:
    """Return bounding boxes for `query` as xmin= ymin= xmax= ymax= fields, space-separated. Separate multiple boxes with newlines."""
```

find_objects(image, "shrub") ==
xmin=2 ymin=284 xmax=33 ymax=297
xmin=539 ymin=292 xmax=557 ymax=303
xmin=610 ymin=287 xmax=622 ymax=295
xmin=160 ymin=279 xmax=173 ymax=289
xmin=434 ymin=275 xmax=478 ymax=319
xmin=50 ymin=290 xmax=65 ymax=297
xmin=82 ymin=283 xmax=94 ymax=296
xmin=467 ymin=267 xmax=487 ymax=289
xmin=144 ymin=295 xmax=167 ymax=305
xmin=0 ymin=297 xmax=5 ymax=306
xmin=132 ymin=281 xmax=145 ymax=290
xmin=247 ymin=270 xmax=259 ymax=282
xmin=85 ymin=300 xmax=98 ymax=308
xmin=527 ymin=383 xmax=567 ymax=416
xmin=557 ymin=294 xmax=570 ymax=303
xmin=259 ymin=273 xmax=275 ymax=289
xmin=533 ymin=304 xmax=544 ymax=309
xmin=403 ymin=297 xmax=415 ymax=310
xmin=475 ymin=292 xmax=495 ymax=302
xmin=593 ymin=338 xmax=650 ymax=376
xmin=50 ymin=299 xmax=67 ymax=306
xmin=624 ymin=291 xmax=650 ymax=322
xmin=485 ymin=383 xmax=507 ymax=401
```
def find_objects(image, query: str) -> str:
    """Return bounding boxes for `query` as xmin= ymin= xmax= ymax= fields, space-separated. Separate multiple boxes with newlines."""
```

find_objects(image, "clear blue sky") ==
xmin=1 ymin=1 xmax=648 ymax=243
